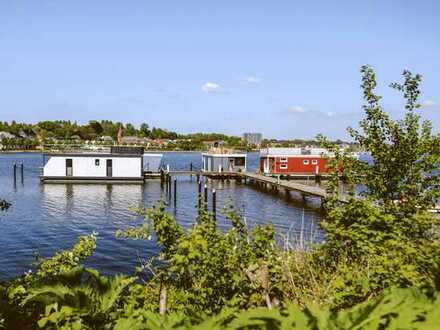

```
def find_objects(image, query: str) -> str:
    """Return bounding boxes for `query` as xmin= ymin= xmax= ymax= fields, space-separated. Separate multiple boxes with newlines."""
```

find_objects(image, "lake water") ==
xmin=0 ymin=152 xmax=324 ymax=280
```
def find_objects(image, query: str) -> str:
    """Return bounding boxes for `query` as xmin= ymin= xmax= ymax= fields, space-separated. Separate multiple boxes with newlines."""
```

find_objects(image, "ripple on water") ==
xmin=0 ymin=152 xmax=324 ymax=279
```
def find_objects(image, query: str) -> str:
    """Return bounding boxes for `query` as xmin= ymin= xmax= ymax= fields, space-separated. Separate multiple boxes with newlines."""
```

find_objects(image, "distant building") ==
xmin=121 ymin=136 xmax=145 ymax=145
xmin=242 ymin=133 xmax=262 ymax=146
xmin=203 ymin=141 xmax=225 ymax=149
xmin=99 ymin=135 xmax=114 ymax=143
xmin=0 ymin=131 xmax=16 ymax=141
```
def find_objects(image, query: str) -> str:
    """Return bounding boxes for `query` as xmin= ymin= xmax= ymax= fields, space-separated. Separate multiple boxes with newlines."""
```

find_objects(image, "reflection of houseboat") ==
xmin=41 ymin=147 xmax=162 ymax=183
xmin=202 ymin=148 xmax=247 ymax=173
xmin=259 ymin=147 xmax=330 ymax=175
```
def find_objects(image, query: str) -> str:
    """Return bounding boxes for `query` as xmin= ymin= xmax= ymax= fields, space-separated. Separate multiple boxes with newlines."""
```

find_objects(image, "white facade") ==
xmin=43 ymin=155 xmax=142 ymax=179
xmin=201 ymin=153 xmax=247 ymax=172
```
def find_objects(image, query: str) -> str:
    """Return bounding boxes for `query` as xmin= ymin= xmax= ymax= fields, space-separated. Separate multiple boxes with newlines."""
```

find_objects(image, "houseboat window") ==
xmin=312 ymin=159 xmax=318 ymax=165
xmin=234 ymin=157 xmax=245 ymax=166
xmin=280 ymin=164 xmax=288 ymax=169
xmin=95 ymin=159 xmax=100 ymax=166
xmin=280 ymin=157 xmax=288 ymax=162
xmin=303 ymin=159 xmax=309 ymax=165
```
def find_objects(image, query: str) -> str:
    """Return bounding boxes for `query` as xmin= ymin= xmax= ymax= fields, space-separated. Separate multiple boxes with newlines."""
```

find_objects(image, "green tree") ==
xmin=139 ymin=123 xmax=150 ymax=138
xmin=317 ymin=66 xmax=440 ymax=306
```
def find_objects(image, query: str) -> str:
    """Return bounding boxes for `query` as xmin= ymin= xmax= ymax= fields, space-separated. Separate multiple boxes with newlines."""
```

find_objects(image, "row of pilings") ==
xmin=160 ymin=169 xmax=217 ymax=219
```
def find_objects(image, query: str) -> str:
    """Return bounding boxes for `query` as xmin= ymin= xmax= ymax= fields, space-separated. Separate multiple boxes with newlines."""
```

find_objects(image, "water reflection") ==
xmin=0 ymin=153 xmax=324 ymax=279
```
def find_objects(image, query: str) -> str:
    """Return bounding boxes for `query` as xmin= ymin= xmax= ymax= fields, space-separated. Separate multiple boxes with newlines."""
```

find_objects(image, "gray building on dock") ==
xmin=202 ymin=152 xmax=247 ymax=173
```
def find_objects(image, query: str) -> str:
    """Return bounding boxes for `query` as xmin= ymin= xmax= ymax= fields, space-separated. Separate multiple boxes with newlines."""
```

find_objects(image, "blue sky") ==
xmin=0 ymin=0 xmax=439 ymax=139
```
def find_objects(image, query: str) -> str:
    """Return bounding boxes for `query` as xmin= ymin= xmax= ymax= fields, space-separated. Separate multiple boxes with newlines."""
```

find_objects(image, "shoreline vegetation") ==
xmin=1 ymin=67 xmax=440 ymax=329
xmin=0 ymin=121 xmax=357 ymax=153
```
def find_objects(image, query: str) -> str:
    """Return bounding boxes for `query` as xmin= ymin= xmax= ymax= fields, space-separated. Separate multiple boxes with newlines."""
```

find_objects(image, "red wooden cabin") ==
xmin=259 ymin=147 xmax=330 ymax=175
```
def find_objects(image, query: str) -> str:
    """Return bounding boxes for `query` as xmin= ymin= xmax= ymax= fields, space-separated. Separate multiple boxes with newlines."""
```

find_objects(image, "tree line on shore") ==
xmin=0 ymin=120 xmax=355 ymax=152
xmin=0 ymin=66 xmax=439 ymax=328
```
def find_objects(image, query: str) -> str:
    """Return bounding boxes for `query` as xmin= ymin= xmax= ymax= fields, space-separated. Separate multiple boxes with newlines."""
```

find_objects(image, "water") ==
xmin=0 ymin=152 xmax=324 ymax=280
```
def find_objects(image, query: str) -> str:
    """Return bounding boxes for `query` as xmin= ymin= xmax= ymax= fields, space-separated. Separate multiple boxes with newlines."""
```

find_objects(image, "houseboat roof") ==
xmin=43 ymin=146 xmax=145 ymax=157
xmin=202 ymin=146 xmax=247 ymax=158
xmin=202 ymin=152 xmax=247 ymax=158
xmin=260 ymin=147 xmax=330 ymax=157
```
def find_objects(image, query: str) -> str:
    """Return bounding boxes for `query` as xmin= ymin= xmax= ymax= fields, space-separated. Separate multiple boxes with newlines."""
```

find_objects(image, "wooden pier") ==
xmin=147 ymin=170 xmax=345 ymax=203
xmin=146 ymin=169 xmax=440 ymax=213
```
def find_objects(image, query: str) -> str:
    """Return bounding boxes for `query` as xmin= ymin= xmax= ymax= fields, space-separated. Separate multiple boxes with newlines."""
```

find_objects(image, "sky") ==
xmin=0 ymin=0 xmax=439 ymax=139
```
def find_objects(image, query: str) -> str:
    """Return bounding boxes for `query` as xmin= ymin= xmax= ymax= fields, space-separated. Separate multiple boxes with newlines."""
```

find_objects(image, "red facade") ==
xmin=260 ymin=156 xmax=328 ymax=175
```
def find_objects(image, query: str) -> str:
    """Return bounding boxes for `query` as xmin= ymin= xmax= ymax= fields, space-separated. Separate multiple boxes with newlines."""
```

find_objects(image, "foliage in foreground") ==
xmin=1 ymin=66 xmax=440 ymax=328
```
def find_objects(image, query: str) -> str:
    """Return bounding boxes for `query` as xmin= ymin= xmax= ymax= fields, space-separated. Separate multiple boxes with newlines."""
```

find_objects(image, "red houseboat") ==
xmin=259 ymin=147 xmax=330 ymax=175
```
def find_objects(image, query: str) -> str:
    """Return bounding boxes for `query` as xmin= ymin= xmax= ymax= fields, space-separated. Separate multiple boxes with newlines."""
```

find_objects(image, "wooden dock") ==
xmin=242 ymin=172 xmax=329 ymax=199
xmin=146 ymin=170 xmax=345 ymax=202
xmin=145 ymin=171 xmax=440 ymax=209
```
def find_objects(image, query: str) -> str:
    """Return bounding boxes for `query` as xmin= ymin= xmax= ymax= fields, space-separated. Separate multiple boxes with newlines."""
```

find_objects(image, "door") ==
xmin=106 ymin=159 xmax=113 ymax=177
xmin=263 ymin=158 xmax=269 ymax=174
xmin=66 ymin=159 xmax=73 ymax=176
xmin=207 ymin=157 xmax=212 ymax=172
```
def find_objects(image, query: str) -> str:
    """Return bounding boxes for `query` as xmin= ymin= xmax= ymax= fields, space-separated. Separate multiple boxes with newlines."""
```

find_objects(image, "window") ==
xmin=280 ymin=164 xmax=288 ymax=169
xmin=303 ymin=159 xmax=309 ymax=165
xmin=95 ymin=159 xmax=100 ymax=166
xmin=234 ymin=157 xmax=245 ymax=166
xmin=280 ymin=157 xmax=288 ymax=162
xmin=312 ymin=159 xmax=318 ymax=165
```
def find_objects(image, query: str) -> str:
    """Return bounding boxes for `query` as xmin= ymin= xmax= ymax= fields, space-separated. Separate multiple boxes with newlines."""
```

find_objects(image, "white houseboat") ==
xmin=202 ymin=148 xmax=247 ymax=173
xmin=41 ymin=147 xmax=162 ymax=183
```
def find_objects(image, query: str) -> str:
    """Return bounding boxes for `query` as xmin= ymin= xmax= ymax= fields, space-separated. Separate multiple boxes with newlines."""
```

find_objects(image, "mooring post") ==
xmin=20 ymin=162 xmax=24 ymax=183
xmin=173 ymin=178 xmax=177 ymax=207
xmin=315 ymin=174 xmax=321 ymax=185
xmin=204 ymin=184 xmax=208 ymax=210
xmin=169 ymin=176 xmax=172 ymax=199
xmin=198 ymin=181 xmax=202 ymax=208
xmin=164 ymin=172 xmax=168 ymax=193
xmin=212 ymin=189 xmax=216 ymax=220
xmin=190 ymin=162 xmax=193 ymax=172
xmin=13 ymin=163 xmax=17 ymax=183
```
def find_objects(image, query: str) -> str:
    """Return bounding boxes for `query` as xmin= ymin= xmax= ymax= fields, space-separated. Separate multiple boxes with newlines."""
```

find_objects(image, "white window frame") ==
xmin=303 ymin=159 xmax=309 ymax=165
xmin=280 ymin=157 xmax=288 ymax=163
xmin=280 ymin=164 xmax=288 ymax=170
xmin=311 ymin=159 xmax=318 ymax=165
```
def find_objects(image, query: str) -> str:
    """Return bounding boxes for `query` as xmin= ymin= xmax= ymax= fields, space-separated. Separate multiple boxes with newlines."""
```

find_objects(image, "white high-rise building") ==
xmin=242 ymin=133 xmax=263 ymax=146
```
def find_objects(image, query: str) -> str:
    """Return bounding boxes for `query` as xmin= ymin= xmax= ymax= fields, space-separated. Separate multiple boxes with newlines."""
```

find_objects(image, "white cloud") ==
xmin=201 ymin=82 xmax=223 ymax=93
xmin=287 ymin=105 xmax=307 ymax=113
xmin=421 ymin=99 xmax=436 ymax=108
xmin=241 ymin=76 xmax=262 ymax=85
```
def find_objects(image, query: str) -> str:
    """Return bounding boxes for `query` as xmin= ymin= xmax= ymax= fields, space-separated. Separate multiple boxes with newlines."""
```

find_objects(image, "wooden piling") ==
xmin=212 ymin=189 xmax=216 ymax=220
xmin=20 ymin=162 xmax=24 ymax=183
xmin=204 ymin=184 xmax=208 ymax=210
xmin=13 ymin=163 xmax=16 ymax=183
xmin=198 ymin=181 xmax=202 ymax=208
xmin=173 ymin=178 xmax=177 ymax=207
